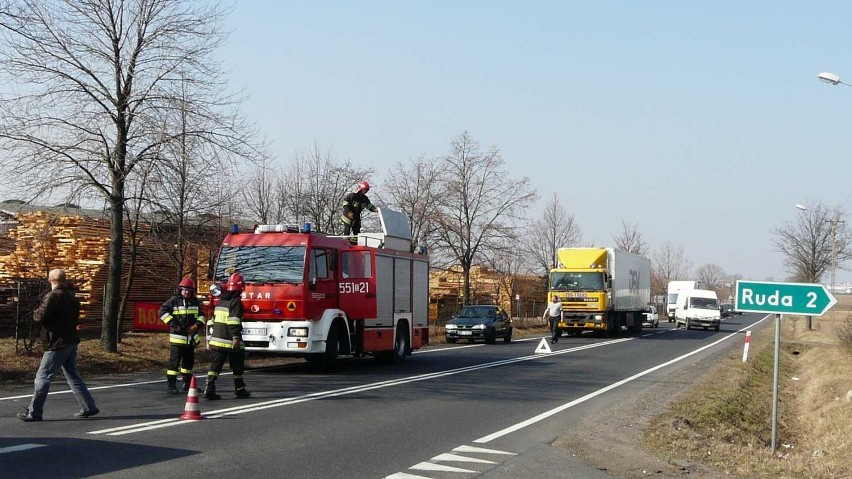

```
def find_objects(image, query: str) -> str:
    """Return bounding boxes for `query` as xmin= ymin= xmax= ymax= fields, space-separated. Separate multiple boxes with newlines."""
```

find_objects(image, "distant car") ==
xmin=642 ymin=305 xmax=659 ymax=328
xmin=445 ymin=305 xmax=513 ymax=344
xmin=720 ymin=304 xmax=734 ymax=317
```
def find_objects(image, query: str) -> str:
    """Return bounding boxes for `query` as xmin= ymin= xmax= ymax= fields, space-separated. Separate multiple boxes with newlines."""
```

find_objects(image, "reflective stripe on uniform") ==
xmin=161 ymin=313 xmax=174 ymax=323
xmin=209 ymin=338 xmax=234 ymax=349
xmin=169 ymin=333 xmax=192 ymax=345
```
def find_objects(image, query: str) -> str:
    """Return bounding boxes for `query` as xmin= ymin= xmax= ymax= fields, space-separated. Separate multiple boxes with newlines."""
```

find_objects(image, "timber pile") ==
xmin=429 ymin=265 xmax=546 ymax=309
xmin=0 ymin=211 xmax=223 ymax=336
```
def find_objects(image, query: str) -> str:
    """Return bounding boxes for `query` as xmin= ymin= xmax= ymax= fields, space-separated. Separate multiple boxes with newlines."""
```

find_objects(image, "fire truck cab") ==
xmin=209 ymin=208 xmax=429 ymax=369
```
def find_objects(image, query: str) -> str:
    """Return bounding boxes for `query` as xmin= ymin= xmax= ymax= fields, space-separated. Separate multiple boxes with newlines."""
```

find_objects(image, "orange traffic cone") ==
xmin=179 ymin=375 xmax=203 ymax=421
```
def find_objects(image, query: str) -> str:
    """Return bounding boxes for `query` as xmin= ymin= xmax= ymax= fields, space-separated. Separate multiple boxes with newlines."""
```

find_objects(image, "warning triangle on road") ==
xmin=535 ymin=337 xmax=552 ymax=354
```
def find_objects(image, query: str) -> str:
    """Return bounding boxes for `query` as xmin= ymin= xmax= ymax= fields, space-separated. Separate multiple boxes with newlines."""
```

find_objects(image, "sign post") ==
xmin=734 ymin=280 xmax=837 ymax=453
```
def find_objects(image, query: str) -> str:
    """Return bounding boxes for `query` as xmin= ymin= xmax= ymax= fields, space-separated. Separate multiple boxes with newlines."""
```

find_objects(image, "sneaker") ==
xmin=73 ymin=408 xmax=100 ymax=419
xmin=16 ymin=412 xmax=42 ymax=422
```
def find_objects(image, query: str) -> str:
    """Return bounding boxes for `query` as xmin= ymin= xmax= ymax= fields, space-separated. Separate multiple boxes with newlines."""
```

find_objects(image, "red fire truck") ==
xmin=207 ymin=208 xmax=429 ymax=370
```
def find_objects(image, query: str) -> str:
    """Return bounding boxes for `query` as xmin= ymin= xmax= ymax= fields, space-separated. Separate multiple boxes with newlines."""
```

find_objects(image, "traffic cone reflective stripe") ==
xmin=179 ymin=375 xmax=203 ymax=421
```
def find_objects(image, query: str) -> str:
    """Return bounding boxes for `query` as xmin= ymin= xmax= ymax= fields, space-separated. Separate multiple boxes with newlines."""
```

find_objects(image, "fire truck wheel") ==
xmin=308 ymin=326 xmax=339 ymax=372
xmin=391 ymin=322 xmax=409 ymax=362
xmin=377 ymin=322 xmax=410 ymax=363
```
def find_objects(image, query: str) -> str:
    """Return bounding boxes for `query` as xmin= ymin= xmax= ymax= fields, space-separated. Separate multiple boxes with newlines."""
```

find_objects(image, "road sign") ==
xmin=735 ymin=280 xmax=837 ymax=316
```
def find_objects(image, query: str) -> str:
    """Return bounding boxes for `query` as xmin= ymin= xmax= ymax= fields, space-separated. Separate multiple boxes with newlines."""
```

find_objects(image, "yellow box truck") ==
xmin=548 ymin=247 xmax=651 ymax=337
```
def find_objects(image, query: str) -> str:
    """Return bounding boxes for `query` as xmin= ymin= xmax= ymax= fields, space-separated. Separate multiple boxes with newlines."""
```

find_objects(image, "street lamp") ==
xmin=817 ymin=72 xmax=850 ymax=299
xmin=817 ymin=71 xmax=852 ymax=87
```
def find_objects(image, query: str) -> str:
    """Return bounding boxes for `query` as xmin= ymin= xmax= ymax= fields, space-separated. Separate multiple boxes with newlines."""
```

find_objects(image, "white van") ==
xmin=666 ymin=280 xmax=704 ymax=322
xmin=674 ymin=289 xmax=720 ymax=331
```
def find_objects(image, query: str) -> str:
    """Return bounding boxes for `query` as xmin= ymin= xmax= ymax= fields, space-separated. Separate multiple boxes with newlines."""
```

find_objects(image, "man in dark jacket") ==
xmin=340 ymin=180 xmax=378 ymax=235
xmin=159 ymin=277 xmax=206 ymax=394
xmin=203 ymin=272 xmax=251 ymax=400
xmin=17 ymin=269 xmax=99 ymax=422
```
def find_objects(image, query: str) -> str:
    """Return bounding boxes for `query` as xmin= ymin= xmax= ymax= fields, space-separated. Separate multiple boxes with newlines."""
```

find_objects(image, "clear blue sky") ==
xmin=216 ymin=1 xmax=852 ymax=284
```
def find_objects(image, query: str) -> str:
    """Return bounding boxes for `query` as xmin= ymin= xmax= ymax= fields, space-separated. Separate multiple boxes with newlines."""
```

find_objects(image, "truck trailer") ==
xmin=548 ymin=247 xmax=651 ymax=337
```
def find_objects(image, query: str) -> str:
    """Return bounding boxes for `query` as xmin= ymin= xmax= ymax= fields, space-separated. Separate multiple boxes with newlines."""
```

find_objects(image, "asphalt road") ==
xmin=0 ymin=313 xmax=769 ymax=479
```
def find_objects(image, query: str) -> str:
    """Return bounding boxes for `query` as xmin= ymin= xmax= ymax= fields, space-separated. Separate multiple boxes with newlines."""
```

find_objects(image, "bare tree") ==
xmin=242 ymin=155 xmax=279 ymax=224
xmin=695 ymin=263 xmax=727 ymax=292
xmin=772 ymin=202 xmax=850 ymax=282
xmin=525 ymin=193 xmax=581 ymax=274
xmin=652 ymin=241 xmax=692 ymax=296
xmin=434 ymin=131 xmax=538 ymax=305
xmin=612 ymin=220 xmax=648 ymax=256
xmin=0 ymin=1 xmax=257 ymax=352
xmin=483 ymin=237 xmax=528 ymax=318
xmin=382 ymin=157 xmax=442 ymax=254
xmin=278 ymin=143 xmax=373 ymax=234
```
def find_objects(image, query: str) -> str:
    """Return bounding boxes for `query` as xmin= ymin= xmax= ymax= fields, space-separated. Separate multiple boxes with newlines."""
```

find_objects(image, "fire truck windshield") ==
xmin=214 ymin=246 xmax=306 ymax=283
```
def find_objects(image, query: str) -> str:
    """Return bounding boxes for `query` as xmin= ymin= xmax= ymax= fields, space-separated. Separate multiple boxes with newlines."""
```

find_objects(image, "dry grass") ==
xmin=1 ymin=320 xmax=551 ymax=385
xmin=644 ymin=295 xmax=852 ymax=478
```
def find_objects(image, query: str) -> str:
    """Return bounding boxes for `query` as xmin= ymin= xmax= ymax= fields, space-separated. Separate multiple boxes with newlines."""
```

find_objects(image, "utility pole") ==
xmin=829 ymin=215 xmax=845 ymax=322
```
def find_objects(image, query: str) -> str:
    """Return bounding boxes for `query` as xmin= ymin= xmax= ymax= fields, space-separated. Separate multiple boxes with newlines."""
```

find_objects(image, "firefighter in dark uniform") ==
xmin=204 ymin=272 xmax=251 ymax=400
xmin=340 ymin=180 xmax=378 ymax=235
xmin=159 ymin=278 xmax=205 ymax=394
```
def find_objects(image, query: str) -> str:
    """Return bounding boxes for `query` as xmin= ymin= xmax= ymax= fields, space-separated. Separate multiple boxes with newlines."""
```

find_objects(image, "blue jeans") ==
xmin=27 ymin=344 xmax=97 ymax=418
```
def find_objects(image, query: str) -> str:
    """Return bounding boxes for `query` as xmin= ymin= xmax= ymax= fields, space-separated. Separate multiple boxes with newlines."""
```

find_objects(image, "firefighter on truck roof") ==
xmin=159 ymin=278 xmax=205 ymax=394
xmin=204 ymin=272 xmax=251 ymax=400
xmin=340 ymin=180 xmax=377 ymax=235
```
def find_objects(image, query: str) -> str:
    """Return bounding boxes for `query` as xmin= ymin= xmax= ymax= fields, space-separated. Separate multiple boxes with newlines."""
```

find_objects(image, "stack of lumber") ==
xmin=0 ymin=211 xmax=223 ymax=336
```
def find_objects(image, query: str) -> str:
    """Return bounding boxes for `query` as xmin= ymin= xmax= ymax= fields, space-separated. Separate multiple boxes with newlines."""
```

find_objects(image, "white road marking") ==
xmin=431 ymin=453 xmax=496 ymax=464
xmin=409 ymin=462 xmax=477 ymax=473
xmin=89 ymin=336 xmax=636 ymax=436
xmin=473 ymin=316 xmax=771 ymax=443
xmin=452 ymin=445 xmax=515 ymax=455
xmin=384 ymin=473 xmax=435 ymax=479
xmin=0 ymin=444 xmax=46 ymax=454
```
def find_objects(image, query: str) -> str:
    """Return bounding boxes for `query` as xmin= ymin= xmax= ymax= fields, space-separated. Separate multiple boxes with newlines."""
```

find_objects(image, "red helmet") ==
xmin=226 ymin=272 xmax=245 ymax=292
xmin=178 ymin=278 xmax=196 ymax=290
xmin=356 ymin=181 xmax=370 ymax=193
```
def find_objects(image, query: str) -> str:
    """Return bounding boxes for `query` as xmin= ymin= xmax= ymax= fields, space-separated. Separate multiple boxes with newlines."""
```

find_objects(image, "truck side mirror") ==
xmin=308 ymin=277 xmax=317 ymax=291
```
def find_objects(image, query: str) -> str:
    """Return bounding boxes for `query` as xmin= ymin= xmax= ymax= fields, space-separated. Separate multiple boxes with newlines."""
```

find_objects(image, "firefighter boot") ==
xmin=203 ymin=377 xmax=221 ymax=400
xmin=234 ymin=378 xmax=251 ymax=399
xmin=182 ymin=373 xmax=193 ymax=392
xmin=167 ymin=376 xmax=180 ymax=395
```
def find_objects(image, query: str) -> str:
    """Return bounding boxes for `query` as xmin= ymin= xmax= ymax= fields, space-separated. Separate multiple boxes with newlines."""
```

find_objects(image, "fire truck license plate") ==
xmin=242 ymin=328 xmax=266 ymax=336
